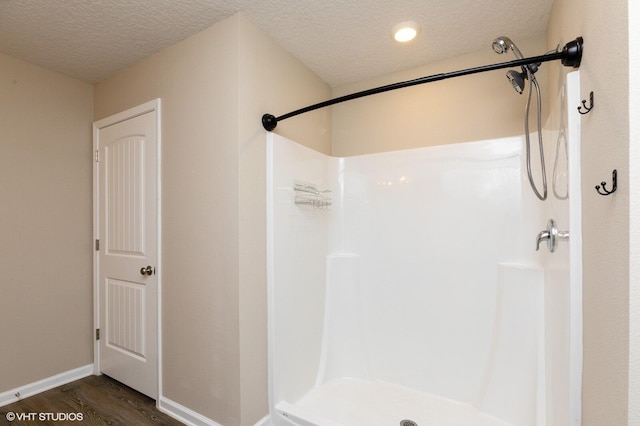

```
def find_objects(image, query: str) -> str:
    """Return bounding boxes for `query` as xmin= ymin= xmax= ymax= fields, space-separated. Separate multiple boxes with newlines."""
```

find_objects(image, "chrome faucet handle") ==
xmin=536 ymin=219 xmax=569 ymax=253
xmin=536 ymin=230 xmax=551 ymax=251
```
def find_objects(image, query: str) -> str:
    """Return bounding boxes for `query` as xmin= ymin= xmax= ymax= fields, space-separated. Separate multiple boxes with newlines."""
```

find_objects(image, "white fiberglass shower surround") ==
xmin=266 ymin=72 xmax=582 ymax=426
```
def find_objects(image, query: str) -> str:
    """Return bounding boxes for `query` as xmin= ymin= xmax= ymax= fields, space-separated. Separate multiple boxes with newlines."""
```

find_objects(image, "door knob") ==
xmin=140 ymin=266 xmax=154 ymax=276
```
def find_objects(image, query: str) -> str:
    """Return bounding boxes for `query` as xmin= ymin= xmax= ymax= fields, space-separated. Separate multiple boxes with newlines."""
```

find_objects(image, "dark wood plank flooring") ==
xmin=0 ymin=375 xmax=184 ymax=425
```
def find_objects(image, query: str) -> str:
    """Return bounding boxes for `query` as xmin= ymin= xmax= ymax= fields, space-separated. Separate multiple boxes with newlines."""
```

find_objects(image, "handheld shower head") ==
xmin=492 ymin=39 xmax=505 ymax=54
xmin=491 ymin=36 xmax=536 ymax=93
xmin=492 ymin=36 xmax=524 ymax=59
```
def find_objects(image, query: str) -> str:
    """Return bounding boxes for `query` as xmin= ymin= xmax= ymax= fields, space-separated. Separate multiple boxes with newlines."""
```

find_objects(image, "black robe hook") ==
xmin=595 ymin=169 xmax=617 ymax=195
xmin=578 ymin=91 xmax=594 ymax=114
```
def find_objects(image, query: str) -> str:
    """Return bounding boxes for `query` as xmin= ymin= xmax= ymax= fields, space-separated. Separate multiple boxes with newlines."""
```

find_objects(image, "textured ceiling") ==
xmin=0 ymin=0 xmax=555 ymax=86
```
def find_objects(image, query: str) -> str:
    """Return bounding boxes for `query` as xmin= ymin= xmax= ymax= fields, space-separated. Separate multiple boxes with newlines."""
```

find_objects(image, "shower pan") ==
xmin=265 ymin=72 xmax=582 ymax=426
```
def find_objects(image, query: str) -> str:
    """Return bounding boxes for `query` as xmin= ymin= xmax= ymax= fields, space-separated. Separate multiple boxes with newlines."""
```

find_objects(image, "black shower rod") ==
xmin=262 ymin=37 xmax=583 ymax=132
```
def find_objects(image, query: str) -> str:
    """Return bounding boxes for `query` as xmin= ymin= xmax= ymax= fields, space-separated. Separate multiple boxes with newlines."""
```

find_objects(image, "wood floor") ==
xmin=0 ymin=375 xmax=184 ymax=425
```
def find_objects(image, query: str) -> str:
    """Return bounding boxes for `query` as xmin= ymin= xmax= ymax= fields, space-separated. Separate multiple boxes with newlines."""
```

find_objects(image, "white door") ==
xmin=94 ymin=100 xmax=160 ymax=399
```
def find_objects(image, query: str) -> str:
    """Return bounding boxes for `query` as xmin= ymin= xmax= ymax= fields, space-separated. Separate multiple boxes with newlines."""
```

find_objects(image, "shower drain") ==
xmin=400 ymin=420 xmax=418 ymax=426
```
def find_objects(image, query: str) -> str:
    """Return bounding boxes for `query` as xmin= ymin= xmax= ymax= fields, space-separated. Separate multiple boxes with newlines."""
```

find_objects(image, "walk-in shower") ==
xmin=264 ymin=40 xmax=583 ymax=426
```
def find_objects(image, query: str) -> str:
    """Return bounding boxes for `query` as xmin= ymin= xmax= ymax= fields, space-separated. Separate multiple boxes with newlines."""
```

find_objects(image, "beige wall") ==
xmin=0 ymin=54 xmax=94 ymax=392
xmin=95 ymin=16 xmax=242 ymax=424
xmin=94 ymin=13 xmax=329 ymax=425
xmin=331 ymin=37 xmax=547 ymax=156
xmin=236 ymin=14 xmax=330 ymax=425
xmin=548 ymin=0 xmax=631 ymax=424
xmin=629 ymin=1 xmax=640 ymax=424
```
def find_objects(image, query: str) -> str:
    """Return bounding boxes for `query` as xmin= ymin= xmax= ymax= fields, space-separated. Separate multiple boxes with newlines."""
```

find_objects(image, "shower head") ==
xmin=506 ymin=70 xmax=526 ymax=94
xmin=492 ymin=36 xmax=537 ymax=93
xmin=492 ymin=36 xmax=524 ymax=59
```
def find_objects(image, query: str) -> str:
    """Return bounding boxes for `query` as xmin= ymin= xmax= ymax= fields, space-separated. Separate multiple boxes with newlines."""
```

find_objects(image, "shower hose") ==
xmin=524 ymin=67 xmax=547 ymax=201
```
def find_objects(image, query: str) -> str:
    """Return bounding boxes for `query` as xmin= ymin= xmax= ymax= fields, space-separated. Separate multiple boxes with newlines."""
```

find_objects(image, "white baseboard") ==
xmin=158 ymin=397 xmax=224 ymax=426
xmin=1 ymin=368 xmax=264 ymax=426
xmin=0 ymin=364 xmax=93 ymax=408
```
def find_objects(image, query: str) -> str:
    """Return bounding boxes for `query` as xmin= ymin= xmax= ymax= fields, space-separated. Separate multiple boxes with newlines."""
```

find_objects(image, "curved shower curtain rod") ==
xmin=262 ymin=37 xmax=583 ymax=132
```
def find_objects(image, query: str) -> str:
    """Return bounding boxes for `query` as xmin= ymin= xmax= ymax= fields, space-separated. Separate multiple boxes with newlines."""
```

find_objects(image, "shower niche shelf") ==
xmin=293 ymin=181 xmax=332 ymax=210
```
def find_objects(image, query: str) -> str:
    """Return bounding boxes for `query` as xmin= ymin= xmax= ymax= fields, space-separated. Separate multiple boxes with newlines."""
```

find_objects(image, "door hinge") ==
xmin=95 ymin=329 xmax=100 ymax=340
xmin=95 ymin=239 xmax=99 ymax=251
xmin=95 ymin=150 xmax=99 ymax=162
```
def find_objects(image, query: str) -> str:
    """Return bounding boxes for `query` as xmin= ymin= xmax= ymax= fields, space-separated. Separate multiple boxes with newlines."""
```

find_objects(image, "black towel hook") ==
xmin=595 ymin=169 xmax=617 ymax=196
xmin=578 ymin=91 xmax=594 ymax=114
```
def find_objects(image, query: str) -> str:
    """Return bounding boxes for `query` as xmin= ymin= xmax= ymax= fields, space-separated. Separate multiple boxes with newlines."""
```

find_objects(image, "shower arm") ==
xmin=262 ymin=37 xmax=583 ymax=132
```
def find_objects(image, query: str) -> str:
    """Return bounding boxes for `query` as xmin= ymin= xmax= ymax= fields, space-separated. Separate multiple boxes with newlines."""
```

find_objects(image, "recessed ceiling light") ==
xmin=392 ymin=21 xmax=420 ymax=43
